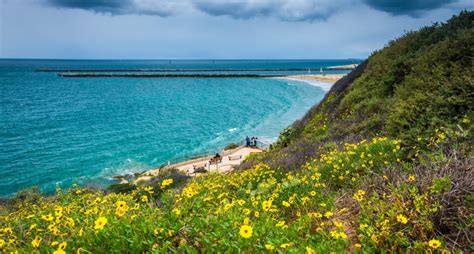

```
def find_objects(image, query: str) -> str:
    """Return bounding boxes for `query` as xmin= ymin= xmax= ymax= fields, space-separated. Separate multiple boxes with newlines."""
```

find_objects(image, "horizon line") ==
xmin=0 ymin=57 xmax=365 ymax=61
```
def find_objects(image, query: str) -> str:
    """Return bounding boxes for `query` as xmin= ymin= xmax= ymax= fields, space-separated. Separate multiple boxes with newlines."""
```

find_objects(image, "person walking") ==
xmin=246 ymin=136 xmax=251 ymax=147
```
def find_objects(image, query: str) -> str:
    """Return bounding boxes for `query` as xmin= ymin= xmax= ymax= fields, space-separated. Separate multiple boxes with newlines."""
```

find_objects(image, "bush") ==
xmin=224 ymin=143 xmax=239 ymax=151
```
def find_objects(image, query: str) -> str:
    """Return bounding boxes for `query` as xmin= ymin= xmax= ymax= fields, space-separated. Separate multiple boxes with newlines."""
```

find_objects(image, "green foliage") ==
xmin=251 ymin=11 xmax=473 ymax=172
xmin=429 ymin=177 xmax=452 ymax=194
xmin=107 ymin=183 xmax=137 ymax=194
xmin=302 ymin=113 xmax=329 ymax=140
xmin=224 ymin=143 xmax=239 ymax=151
xmin=271 ymin=126 xmax=296 ymax=149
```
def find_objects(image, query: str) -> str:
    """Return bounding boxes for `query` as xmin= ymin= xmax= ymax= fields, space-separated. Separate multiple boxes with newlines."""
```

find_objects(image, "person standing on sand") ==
xmin=246 ymin=136 xmax=251 ymax=147
xmin=254 ymin=137 xmax=258 ymax=147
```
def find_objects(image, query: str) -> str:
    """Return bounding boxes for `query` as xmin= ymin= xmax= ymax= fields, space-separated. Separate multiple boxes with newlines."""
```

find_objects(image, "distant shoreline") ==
xmin=36 ymin=64 xmax=356 ymax=78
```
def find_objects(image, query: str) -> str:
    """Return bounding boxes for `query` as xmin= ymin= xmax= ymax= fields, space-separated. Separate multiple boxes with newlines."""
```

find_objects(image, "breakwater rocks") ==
xmin=36 ymin=65 xmax=357 ymax=73
xmin=58 ymin=73 xmax=284 ymax=78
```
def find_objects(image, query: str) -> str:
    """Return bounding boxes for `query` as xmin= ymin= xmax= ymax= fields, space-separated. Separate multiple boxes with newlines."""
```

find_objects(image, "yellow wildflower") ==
xmin=262 ymin=200 xmax=272 ymax=211
xmin=53 ymin=248 xmax=65 ymax=254
xmin=42 ymin=214 xmax=54 ymax=221
xmin=428 ymin=239 xmax=441 ymax=249
xmin=334 ymin=220 xmax=344 ymax=228
xmin=243 ymin=217 xmax=250 ymax=225
xmin=116 ymin=201 xmax=127 ymax=209
xmin=115 ymin=207 xmax=126 ymax=217
xmin=276 ymin=221 xmax=286 ymax=227
xmin=31 ymin=236 xmax=41 ymax=248
xmin=282 ymin=201 xmax=290 ymax=207
xmin=324 ymin=211 xmax=333 ymax=218
xmin=161 ymin=178 xmax=173 ymax=189
xmin=141 ymin=195 xmax=148 ymax=202
xmin=154 ymin=228 xmax=164 ymax=236
xmin=306 ymin=246 xmax=316 ymax=254
xmin=408 ymin=175 xmax=416 ymax=182
xmin=462 ymin=115 xmax=470 ymax=124
xmin=59 ymin=241 xmax=67 ymax=250
xmin=396 ymin=214 xmax=408 ymax=224
xmin=265 ymin=244 xmax=275 ymax=250
xmin=144 ymin=186 xmax=154 ymax=194
xmin=94 ymin=217 xmax=107 ymax=230
xmin=353 ymin=189 xmax=365 ymax=202
xmin=54 ymin=206 xmax=63 ymax=216
xmin=239 ymin=225 xmax=253 ymax=238
xmin=173 ymin=208 xmax=181 ymax=216
xmin=339 ymin=232 xmax=348 ymax=239
xmin=280 ymin=243 xmax=290 ymax=249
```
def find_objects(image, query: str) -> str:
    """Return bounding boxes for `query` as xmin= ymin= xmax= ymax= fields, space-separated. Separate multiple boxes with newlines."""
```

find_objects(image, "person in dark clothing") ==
xmin=245 ymin=136 xmax=251 ymax=147
xmin=254 ymin=137 xmax=258 ymax=147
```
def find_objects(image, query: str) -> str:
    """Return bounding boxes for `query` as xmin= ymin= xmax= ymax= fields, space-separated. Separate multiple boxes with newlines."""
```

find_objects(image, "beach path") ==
xmin=135 ymin=145 xmax=263 ymax=183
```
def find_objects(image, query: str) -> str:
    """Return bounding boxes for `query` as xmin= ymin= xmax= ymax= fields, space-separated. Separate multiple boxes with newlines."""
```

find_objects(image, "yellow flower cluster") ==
xmin=0 ymin=137 xmax=451 ymax=253
xmin=161 ymin=178 xmax=173 ymax=189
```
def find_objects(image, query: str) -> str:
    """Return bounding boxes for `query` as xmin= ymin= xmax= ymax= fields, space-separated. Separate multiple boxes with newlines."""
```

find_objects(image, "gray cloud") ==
xmin=44 ymin=0 xmax=178 ymax=16
xmin=362 ymin=0 xmax=458 ymax=17
xmin=192 ymin=0 xmax=353 ymax=21
xmin=43 ymin=0 xmax=465 ymax=20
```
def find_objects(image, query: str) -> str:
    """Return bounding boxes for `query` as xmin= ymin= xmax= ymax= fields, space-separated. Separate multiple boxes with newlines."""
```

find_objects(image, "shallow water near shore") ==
xmin=0 ymin=59 xmax=357 ymax=196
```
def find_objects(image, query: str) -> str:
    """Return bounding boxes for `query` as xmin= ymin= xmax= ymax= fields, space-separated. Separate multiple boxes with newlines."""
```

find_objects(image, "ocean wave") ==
xmin=99 ymin=159 xmax=151 ymax=179
xmin=274 ymin=77 xmax=333 ymax=92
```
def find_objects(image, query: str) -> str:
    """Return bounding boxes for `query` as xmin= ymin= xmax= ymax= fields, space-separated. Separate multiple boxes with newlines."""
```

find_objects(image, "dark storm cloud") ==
xmin=363 ymin=0 xmax=458 ymax=16
xmin=46 ymin=0 xmax=131 ymax=14
xmin=192 ymin=0 xmax=352 ymax=21
xmin=42 ymin=0 xmax=465 ymax=20
xmin=44 ymin=0 xmax=175 ymax=16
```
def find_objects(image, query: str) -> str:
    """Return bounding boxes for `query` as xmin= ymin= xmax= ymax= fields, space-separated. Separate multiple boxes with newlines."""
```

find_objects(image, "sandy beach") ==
xmin=134 ymin=145 xmax=263 ymax=183
xmin=284 ymin=74 xmax=345 ymax=83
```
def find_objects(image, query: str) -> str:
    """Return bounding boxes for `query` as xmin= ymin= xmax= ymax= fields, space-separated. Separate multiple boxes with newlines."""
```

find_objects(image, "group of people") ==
xmin=245 ymin=136 xmax=258 ymax=147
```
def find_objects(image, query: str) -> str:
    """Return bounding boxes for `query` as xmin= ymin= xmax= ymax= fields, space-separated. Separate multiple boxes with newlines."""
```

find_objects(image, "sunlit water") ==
xmin=0 ymin=59 xmax=358 ymax=196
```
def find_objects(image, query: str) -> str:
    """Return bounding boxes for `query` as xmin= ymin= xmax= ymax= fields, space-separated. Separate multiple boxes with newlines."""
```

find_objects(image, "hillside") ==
xmin=0 ymin=11 xmax=473 ymax=253
xmin=242 ymin=10 xmax=473 ymax=171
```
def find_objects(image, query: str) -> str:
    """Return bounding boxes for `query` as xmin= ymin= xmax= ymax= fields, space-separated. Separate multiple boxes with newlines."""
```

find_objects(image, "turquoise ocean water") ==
xmin=0 ymin=59 xmax=358 ymax=197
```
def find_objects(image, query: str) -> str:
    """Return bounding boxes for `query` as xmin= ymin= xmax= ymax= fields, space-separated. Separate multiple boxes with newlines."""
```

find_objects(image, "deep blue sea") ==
xmin=0 ymin=59 xmax=359 ymax=197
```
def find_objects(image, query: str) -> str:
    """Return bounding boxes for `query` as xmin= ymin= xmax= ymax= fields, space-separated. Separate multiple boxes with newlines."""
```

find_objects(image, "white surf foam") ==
xmin=274 ymin=77 xmax=333 ymax=92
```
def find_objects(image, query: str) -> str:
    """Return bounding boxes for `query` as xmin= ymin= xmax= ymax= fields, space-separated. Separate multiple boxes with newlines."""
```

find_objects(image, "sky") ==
xmin=0 ymin=0 xmax=472 ymax=59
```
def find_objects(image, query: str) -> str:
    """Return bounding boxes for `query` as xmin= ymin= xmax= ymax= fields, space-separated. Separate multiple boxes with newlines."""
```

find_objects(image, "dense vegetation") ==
xmin=1 ymin=11 xmax=473 ymax=253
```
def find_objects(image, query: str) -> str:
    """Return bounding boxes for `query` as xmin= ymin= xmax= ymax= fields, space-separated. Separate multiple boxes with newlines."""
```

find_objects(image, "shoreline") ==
xmin=132 ymin=145 xmax=264 ymax=183
xmin=283 ymin=74 xmax=345 ymax=83
xmin=126 ymin=74 xmax=345 ymax=184
xmin=277 ymin=74 xmax=345 ymax=91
